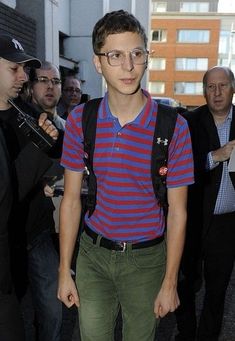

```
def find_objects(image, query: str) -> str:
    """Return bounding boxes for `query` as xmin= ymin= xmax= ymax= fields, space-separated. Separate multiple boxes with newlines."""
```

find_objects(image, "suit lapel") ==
xmin=229 ymin=105 xmax=235 ymax=140
xmin=201 ymin=108 xmax=220 ymax=150
xmin=229 ymin=106 xmax=235 ymax=188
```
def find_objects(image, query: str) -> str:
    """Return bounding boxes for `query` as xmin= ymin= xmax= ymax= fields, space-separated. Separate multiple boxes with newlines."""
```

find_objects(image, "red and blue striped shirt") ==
xmin=61 ymin=91 xmax=194 ymax=242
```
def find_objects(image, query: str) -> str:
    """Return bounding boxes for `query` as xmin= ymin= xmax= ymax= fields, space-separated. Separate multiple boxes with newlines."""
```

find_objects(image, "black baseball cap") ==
xmin=0 ymin=33 xmax=41 ymax=68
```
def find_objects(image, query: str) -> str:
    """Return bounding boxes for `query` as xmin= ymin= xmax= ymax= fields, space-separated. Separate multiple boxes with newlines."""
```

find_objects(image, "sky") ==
xmin=218 ymin=0 xmax=235 ymax=13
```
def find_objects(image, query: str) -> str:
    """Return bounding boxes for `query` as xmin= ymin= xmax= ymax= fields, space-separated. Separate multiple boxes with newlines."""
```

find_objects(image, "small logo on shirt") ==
xmin=156 ymin=137 xmax=168 ymax=146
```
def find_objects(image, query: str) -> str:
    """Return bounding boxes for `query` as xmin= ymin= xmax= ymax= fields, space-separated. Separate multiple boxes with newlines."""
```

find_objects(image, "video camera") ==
xmin=8 ymin=98 xmax=55 ymax=151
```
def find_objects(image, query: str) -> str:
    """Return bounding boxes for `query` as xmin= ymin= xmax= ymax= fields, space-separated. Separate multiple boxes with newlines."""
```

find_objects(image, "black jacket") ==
xmin=0 ymin=99 xmax=62 ymax=293
xmin=183 ymin=104 xmax=235 ymax=239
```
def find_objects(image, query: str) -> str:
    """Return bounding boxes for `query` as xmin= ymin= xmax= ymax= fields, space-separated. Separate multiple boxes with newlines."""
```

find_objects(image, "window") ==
xmin=152 ymin=30 xmax=167 ymax=42
xmin=174 ymin=82 xmax=203 ymax=95
xmin=175 ymin=58 xmax=208 ymax=71
xmin=219 ymin=31 xmax=229 ymax=54
xmin=180 ymin=2 xmax=209 ymax=12
xmin=177 ymin=30 xmax=210 ymax=43
xmin=148 ymin=82 xmax=165 ymax=94
xmin=218 ymin=58 xmax=235 ymax=69
xmin=152 ymin=1 xmax=167 ymax=12
xmin=149 ymin=58 xmax=166 ymax=70
xmin=219 ymin=31 xmax=235 ymax=55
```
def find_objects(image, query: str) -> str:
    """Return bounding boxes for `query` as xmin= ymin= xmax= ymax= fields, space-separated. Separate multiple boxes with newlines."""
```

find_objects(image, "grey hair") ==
xmin=202 ymin=66 xmax=235 ymax=95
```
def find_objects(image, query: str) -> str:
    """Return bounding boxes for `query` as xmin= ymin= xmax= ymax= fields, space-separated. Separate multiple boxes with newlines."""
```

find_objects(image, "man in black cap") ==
xmin=0 ymin=33 xmax=58 ymax=341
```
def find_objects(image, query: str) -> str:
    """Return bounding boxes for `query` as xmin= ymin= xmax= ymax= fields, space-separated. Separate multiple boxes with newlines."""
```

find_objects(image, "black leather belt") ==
xmin=84 ymin=224 xmax=164 ymax=252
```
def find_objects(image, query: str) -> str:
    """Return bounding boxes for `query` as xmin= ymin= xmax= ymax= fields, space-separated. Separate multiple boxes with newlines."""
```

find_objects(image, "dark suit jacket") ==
xmin=183 ymin=104 xmax=235 ymax=240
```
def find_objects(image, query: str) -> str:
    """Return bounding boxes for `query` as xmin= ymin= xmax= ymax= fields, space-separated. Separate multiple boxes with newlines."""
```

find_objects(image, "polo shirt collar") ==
xmin=98 ymin=90 xmax=156 ymax=128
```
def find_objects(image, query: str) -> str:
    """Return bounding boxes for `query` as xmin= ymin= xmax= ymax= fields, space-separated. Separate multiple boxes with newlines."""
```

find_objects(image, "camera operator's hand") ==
xmin=44 ymin=184 xmax=55 ymax=197
xmin=38 ymin=112 xmax=58 ymax=140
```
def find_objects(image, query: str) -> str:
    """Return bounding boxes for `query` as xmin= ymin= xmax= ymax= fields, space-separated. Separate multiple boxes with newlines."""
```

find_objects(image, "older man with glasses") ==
xmin=175 ymin=66 xmax=235 ymax=341
xmin=58 ymin=76 xmax=82 ymax=119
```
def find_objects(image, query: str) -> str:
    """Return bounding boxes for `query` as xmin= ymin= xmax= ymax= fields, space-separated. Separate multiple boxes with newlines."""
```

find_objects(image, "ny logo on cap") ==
xmin=12 ymin=38 xmax=24 ymax=51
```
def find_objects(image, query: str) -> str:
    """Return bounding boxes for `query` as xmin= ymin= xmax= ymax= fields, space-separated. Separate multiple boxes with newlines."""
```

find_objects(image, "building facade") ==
xmin=149 ymin=0 xmax=235 ymax=108
xmin=0 ymin=0 xmax=151 ymax=99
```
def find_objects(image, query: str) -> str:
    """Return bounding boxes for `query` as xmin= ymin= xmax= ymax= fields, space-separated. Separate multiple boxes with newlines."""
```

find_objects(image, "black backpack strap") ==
xmin=82 ymin=98 xmax=102 ymax=216
xmin=151 ymin=103 xmax=178 ymax=214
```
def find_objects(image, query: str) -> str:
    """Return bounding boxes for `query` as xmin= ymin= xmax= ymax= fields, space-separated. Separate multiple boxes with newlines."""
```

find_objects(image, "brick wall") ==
xmin=150 ymin=17 xmax=220 ymax=107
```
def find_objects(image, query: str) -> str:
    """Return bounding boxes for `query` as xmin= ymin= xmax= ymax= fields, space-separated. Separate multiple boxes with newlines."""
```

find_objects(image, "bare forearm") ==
xmin=162 ymin=207 xmax=187 ymax=288
xmin=59 ymin=196 xmax=82 ymax=272
xmin=154 ymin=205 xmax=187 ymax=318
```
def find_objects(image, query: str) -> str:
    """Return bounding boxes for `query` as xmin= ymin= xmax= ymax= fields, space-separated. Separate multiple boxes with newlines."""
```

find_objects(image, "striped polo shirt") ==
xmin=61 ymin=91 xmax=194 ymax=243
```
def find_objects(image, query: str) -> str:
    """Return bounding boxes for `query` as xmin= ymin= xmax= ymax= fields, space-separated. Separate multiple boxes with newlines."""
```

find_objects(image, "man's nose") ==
xmin=18 ymin=66 xmax=28 ymax=82
xmin=47 ymin=79 xmax=55 ymax=88
xmin=122 ymin=52 xmax=134 ymax=71
xmin=214 ymin=85 xmax=222 ymax=95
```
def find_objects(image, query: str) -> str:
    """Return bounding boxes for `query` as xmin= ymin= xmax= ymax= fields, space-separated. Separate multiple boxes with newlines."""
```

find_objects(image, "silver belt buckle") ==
xmin=119 ymin=242 xmax=127 ymax=252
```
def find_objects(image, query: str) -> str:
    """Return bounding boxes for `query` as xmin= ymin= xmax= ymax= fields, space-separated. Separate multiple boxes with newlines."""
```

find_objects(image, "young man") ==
xmin=0 ymin=33 xmax=58 ymax=341
xmin=58 ymin=10 xmax=194 ymax=341
xmin=175 ymin=66 xmax=235 ymax=341
xmin=57 ymin=76 xmax=82 ymax=119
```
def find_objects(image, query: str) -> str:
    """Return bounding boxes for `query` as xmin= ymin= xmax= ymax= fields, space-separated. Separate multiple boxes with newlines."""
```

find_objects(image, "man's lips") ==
xmin=14 ymin=86 xmax=22 ymax=93
xmin=45 ymin=93 xmax=54 ymax=99
xmin=121 ymin=78 xmax=135 ymax=85
xmin=214 ymin=99 xmax=223 ymax=104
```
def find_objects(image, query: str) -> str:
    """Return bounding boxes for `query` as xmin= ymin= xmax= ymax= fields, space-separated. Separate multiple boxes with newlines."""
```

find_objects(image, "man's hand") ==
xmin=57 ymin=269 xmax=80 ymax=308
xmin=154 ymin=284 xmax=180 ymax=318
xmin=44 ymin=184 xmax=55 ymax=197
xmin=38 ymin=112 xmax=58 ymax=140
xmin=212 ymin=140 xmax=235 ymax=163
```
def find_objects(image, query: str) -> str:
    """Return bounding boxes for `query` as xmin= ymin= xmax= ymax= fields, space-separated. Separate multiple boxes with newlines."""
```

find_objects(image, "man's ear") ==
xmin=93 ymin=55 xmax=102 ymax=74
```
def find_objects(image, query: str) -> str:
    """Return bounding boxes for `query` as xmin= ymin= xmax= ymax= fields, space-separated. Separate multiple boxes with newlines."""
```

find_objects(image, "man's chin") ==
xmin=11 ymin=92 xmax=19 ymax=98
xmin=70 ymin=100 xmax=79 ymax=105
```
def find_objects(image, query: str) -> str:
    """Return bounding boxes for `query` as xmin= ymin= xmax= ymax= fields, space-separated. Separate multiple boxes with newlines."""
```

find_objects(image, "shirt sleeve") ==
xmin=206 ymin=151 xmax=220 ymax=170
xmin=60 ymin=105 xmax=85 ymax=172
xmin=167 ymin=114 xmax=194 ymax=187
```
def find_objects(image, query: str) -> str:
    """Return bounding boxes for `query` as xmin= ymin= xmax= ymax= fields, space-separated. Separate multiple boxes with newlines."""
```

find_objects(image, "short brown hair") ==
xmin=92 ymin=10 xmax=148 ymax=54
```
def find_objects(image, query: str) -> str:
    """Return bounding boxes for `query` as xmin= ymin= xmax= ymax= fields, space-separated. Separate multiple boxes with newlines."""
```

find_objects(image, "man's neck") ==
xmin=0 ymin=97 xmax=11 ymax=110
xmin=32 ymin=100 xmax=57 ymax=117
xmin=108 ymin=91 xmax=147 ymax=126
xmin=46 ymin=107 xmax=57 ymax=116
xmin=211 ymin=106 xmax=231 ymax=125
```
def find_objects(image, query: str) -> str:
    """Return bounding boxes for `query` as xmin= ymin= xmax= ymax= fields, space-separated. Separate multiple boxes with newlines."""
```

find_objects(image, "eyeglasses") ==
xmin=34 ymin=76 xmax=62 ymax=86
xmin=64 ymin=87 xmax=82 ymax=94
xmin=95 ymin=48 xmax=149 ymax=67
xmin=206 ymin=83 xmax=231 ymax=93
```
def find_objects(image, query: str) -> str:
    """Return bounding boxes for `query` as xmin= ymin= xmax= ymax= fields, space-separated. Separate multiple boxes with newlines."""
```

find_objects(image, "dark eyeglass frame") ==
xmin=63 ymin=87 xmax=82 ymax=94
xmin=95 ymin=48 xmax=149 ymax=67
xmin=34 ymin=76 xmax=62 ymax=86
